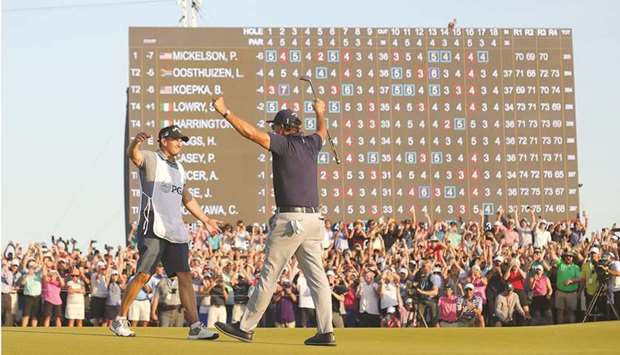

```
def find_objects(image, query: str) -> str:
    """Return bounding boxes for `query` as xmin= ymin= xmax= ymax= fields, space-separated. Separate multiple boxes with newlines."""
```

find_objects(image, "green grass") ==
xmin=3 ymin=321 xmax=619 ymax=355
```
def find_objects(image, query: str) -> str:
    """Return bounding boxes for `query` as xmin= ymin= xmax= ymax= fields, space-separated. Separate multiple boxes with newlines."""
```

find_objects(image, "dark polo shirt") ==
xmin=268 ymin=132 xmax=322 ymax=208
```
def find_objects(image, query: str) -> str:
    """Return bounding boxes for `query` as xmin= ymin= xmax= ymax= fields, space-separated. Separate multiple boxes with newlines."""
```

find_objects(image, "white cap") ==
xmin=326 ymin=270 xmax=336 ymax=277
xmin=590 ymin=247 xmax=600 ymax=254
xmin=464 ymin=283 xmax=475 ymax=290
xmin=96 ymin=261 xmax=106 ymax=269
xmin=111 ymin=269 xmax=119 ymax=275
xmin=10 ymin=259 xmax=19 ymax=266
xmin=471 ymin=265 xmax=481 ymax=272
xmin=611 ymin=235 xmax=620 ymax=241
xmin=493 ymin=255 xmax=504 ymax=263
xmin=535 ymin=264 xmax=544 ymax=271
xmin=399 ymin=267 xmax=409 ymax=275
xmin=387 ymin=306 xmax=396 ymax=314
xmin=433 ymin=266 xmax=442 ymax=273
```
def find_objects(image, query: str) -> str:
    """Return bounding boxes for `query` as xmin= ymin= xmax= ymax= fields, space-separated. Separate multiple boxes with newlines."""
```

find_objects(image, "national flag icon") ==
xmin=159 ymin=52 xmax=172 ymax=60
xmin=160 ymin=68 xmax=173 ymax=77
xmin=160 ymin=86 xmax=173 ymax=95
xmin=160 ymin=102 xmax=172 ymax=112
xmin=161 ymin=120 xmax=171 ymax=128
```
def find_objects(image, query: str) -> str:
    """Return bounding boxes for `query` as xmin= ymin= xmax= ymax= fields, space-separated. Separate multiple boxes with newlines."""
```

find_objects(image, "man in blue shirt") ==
xmin=212 ymin=96 xmax=335 ymax=346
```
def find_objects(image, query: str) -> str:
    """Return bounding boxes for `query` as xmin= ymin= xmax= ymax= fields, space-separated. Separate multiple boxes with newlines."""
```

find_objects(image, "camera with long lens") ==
xmin=404 ymin=280 xmax=425 ymax=302
xmin=594 ymin=259 xmax=611 ymax=283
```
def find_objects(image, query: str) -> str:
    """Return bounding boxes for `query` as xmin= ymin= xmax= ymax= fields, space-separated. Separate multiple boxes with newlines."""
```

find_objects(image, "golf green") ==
xmin=3 ymin=321 xmax=618 ymax=355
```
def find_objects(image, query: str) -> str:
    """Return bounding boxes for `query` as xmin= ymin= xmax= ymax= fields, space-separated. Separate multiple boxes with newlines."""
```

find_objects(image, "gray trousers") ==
xmin=159 ymin=308 xmax=184 ymax=327
xmin=240 ymin=212 xmax=333 ymax=334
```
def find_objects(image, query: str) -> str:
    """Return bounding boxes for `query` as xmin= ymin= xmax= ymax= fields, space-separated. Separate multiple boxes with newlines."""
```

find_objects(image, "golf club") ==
xmin=299 ymin=76 xmax=341 ymax=165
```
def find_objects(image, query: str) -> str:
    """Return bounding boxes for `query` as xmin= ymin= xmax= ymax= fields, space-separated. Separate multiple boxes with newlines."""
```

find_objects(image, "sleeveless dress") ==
xmin=65 ymin=280 xmax=85 ymax=319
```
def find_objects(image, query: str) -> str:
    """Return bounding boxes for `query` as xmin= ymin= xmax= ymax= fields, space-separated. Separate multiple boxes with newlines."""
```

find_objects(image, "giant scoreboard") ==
xmin=126 ymin=27 xmax=579 ymax=226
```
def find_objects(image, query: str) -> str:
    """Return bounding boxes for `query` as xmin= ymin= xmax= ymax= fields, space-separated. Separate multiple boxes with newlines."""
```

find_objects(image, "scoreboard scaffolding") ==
xmin=126 ymin=27 xmax=579 ymax=226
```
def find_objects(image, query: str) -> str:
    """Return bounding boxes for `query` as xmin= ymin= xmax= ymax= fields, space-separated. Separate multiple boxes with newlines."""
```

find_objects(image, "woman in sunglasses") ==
xmin=65 ymin=268 xmax=86 ymax=327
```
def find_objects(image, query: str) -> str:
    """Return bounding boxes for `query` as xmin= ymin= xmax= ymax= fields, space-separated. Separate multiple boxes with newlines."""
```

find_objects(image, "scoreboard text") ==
xmin=127 ymin=27 xmax=579 ymax=225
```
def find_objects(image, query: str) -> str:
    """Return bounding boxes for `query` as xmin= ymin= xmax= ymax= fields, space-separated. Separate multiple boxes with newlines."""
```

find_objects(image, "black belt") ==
xmin=159 ymin=304 xmax=183 ymax=311
xmin=276 ymin=207 xmax=320 ymax=214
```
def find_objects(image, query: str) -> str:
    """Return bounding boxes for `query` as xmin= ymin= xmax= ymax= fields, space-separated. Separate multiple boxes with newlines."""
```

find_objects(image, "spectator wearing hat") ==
xmin=457 ymin=283 xmax=484 ymax=327
xmin=357 ymin=270 xmax=380 ymax=327
xmin=581 ymin=247 xmax=605 ymax=320
xmin=528 ymin=265 xmax=553 ymax=325
xmin=438 ymin=287 xmax=458 ymax=327
xmin=550 ymin=249 xmax=581 ymax=323
xmin=495 ymin=284 xmax=528 ymax=326
xmin=41 ymin=261 xmax=65 ymax=327
xmin=65 ymin=268 xmax=86 ymax=327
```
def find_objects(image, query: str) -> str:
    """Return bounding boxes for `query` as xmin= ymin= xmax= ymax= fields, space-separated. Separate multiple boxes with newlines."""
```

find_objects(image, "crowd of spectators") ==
xmin=2 ymin=207 xmax=619 ymax=329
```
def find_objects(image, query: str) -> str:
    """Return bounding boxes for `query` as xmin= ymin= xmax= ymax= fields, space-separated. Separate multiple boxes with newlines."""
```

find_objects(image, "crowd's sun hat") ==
xmin=590 ymin=247 xmax=600 ymax=255
xmin=535 ymin=264 xmax=544 ymax=272
xmin=493 ymin=255 xmax=504 ymax=263
xmin=158 ymin=125 xmax=189 ymax=142
xmin=326 ymin=269 xmax=336 ymax=277
xmin=464 ymin=283 xmax=475 ymax=290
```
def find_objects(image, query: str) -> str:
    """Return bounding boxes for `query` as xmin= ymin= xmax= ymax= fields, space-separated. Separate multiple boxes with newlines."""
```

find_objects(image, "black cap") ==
xmin=158 ymin=125 xmax=189 ymax=142
xmin=266 ymin=109 xmax=302 ymax=128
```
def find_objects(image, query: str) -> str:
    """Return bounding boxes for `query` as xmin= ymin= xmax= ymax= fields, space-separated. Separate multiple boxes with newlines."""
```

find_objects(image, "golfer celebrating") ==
xmin=212 ymin=97 xmax=336 ymax=346
xmin=110 ymin=125 xmax=220 ymax=340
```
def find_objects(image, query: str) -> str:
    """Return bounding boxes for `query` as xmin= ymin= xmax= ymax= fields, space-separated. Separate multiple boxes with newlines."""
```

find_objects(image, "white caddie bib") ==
xmin=142 ymin=153 xmax=189 ymax=243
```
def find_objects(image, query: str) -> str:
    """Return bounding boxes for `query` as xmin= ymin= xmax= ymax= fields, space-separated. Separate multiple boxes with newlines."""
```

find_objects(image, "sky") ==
xmin=2 ymin=0 xmax=619 ymax=249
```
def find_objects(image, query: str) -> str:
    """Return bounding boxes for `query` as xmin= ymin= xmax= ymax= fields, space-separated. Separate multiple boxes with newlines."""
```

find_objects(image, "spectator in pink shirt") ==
xmin=42 ymin=262 xmax=65 ymax=327
xmin=438 ymin=287 xmax=458 ymax=327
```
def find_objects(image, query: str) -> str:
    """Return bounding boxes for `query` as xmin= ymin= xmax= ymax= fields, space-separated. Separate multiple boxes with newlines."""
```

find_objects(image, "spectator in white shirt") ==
xmin=357 ymin=270 xmax=380 ymax=327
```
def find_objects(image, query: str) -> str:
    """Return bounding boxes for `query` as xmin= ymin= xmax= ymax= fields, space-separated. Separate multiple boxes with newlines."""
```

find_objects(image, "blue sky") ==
xmin=2 ymin=0 xmax=619 ymax=248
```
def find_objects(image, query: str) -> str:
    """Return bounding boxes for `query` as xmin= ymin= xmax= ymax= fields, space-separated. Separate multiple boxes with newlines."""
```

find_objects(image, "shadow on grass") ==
xmin=2 ymin=329 xmax=307 ymax=347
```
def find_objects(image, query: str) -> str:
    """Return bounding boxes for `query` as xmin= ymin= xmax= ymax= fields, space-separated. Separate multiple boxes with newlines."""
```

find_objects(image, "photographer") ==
xmin=151 ymin=275 xmax=184 ymax=327
xmin=408 ymin=261 xmax=440 ymax=327
xmin=580 ymin=247 xmax=605 ymax=320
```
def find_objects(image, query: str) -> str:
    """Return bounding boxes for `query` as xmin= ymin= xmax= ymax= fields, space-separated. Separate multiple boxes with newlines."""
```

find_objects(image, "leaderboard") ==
xmin=127 ymin=27 xmax=579 ymax=225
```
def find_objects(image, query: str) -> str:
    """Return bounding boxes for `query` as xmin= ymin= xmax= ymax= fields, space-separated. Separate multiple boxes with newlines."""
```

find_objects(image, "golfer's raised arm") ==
xmin=313 ymin=99 xmax=327 ymax=141
xmin=212 ymin=96 xmax=270 ymax=150
xmin=127 ymin=132 xmax=150 ymax=167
